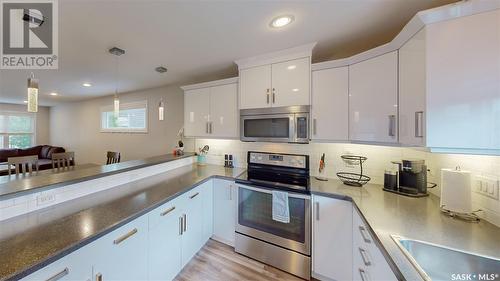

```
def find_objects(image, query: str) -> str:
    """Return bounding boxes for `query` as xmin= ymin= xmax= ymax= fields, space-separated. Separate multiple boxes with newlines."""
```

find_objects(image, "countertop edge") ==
xmin=0 ymin=153 xmax=196 ymax=200
xmin=3 ymin=173 xmax=241 ymax=281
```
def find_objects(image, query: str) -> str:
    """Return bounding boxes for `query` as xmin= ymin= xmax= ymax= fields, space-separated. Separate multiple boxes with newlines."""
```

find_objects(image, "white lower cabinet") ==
xmin=353 ymin=209 xmax=396 ymax=281
xmin=20 ymin=246 xmax=93 ymax=281
xmin=148 ymin=195 xmax=183 ymax=281
xmin=312 ymin=195 xmax=353 ymax=281
xmin=212 ymin=179 xmax=236 ymax=246
xmin=181 ymin=185 xmax=205 ymax=267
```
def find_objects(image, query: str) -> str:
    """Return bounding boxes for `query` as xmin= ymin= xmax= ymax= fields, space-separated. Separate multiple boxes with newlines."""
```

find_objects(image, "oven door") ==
xmin=236 ymin=184 xmax=311 ymax=255
xmin=240 ymin=114 xmax=294 ymax=143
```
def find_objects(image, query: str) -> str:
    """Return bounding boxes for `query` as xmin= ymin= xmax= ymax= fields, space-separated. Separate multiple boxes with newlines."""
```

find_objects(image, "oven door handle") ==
xmin=236 ymin=184 xmax=311 ymax=200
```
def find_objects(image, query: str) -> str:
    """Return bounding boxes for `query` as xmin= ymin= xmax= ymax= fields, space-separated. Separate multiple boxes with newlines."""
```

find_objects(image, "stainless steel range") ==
xmin=235 ymin=151 xmax=311 ymax=280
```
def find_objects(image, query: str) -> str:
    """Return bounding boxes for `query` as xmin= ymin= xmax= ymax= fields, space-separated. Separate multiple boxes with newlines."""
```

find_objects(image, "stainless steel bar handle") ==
xmin=45 ymin=267 xmax=69 ymax=281
xmin=359 ymin=268 xmax=369 ymax=281
xmin=189 ymin=192 xmax=199 ymax=199
xmin=315 ymin=202 xmax=320 ymax=221
xmin=313 ymin=118 xmax=317 ymax=135
xmin=179 ymin=216 xmax=183 ymax=235
xmin=183 ymin=214 xmax=187 ymax=232
xmin=266 ymin=89 xmax=270 ymax=104
xmin=210 ymin=122 xmax=213 ymax=134
xmin=206 ymin=122 xmax=209 ymax=134
xmin=96 ymin=273 xmax=103 ymax=281
xmin=358 ymin=226 xmax=372 ymax=243
xmin=113 ymin=228 xmax=138 ymax=245
xmin=160 ymin=206 xmax=176 ymax=217
xmin=415 ymin=111 xmax=424 ymax=138
xmin=359 ymin=248 xmax=372 ymax=266
xmin=388 ymin=115 xmax=396 ymax=137
xmin=272 ymin=88 xmax=276 ymax=104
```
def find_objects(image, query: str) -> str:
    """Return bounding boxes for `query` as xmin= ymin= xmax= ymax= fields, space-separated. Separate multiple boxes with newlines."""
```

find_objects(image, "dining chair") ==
xmin=52 ymin=152 xmax=75 ymax=169
xmin=106 ymin=151 xmax=121 ymax=165
xmin=7 ymin=155 xmax=39 ymax=176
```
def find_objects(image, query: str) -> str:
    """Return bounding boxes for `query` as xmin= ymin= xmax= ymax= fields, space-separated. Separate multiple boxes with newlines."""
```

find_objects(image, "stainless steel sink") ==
xmin=392 ymin=235 xmax=500 ymax=281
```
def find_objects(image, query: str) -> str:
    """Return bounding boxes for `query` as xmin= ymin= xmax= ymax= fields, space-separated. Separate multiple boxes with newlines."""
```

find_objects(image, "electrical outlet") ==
xmin=474 ymin=175 xmax=499 ymax=200
xmin=36 ymin=193 xmax=56 ymax=206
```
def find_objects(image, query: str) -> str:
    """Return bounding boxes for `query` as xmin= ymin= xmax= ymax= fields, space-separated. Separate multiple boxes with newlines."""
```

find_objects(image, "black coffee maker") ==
xmin=383 ymin=159 xmax=429 ymax=197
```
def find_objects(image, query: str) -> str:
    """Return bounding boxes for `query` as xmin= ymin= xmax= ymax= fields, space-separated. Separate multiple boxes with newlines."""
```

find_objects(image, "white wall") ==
xmin=50 ymin=85 xmax=191 ymax=164
xmin=0 ymin=103 xmax=50 ymax=145
xmin=194 ymin=139 xmax=500 ymax=227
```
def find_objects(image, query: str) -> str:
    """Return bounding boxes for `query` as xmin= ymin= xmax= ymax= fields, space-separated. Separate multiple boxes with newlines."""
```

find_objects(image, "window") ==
xmin=100 ymin=100 xmax=148 ymax=133
xmin=0 ymin=112 xmax=35 ymax=149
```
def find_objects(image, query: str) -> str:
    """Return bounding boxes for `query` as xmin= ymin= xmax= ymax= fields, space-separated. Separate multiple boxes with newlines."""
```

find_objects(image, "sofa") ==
xmin=0 ymin=145 xmax=66 ymax=176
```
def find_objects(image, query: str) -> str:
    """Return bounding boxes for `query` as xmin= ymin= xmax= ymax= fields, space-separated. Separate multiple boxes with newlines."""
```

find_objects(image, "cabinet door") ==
xmin=311 ymin=67 xmax=349 ymax=141
xmin=312 ymin=195 xmax=353 ymax=281
xmin=21 ymin=247 xmax=92 ymax=281
xmin=210 ymin=83 xmax=238 ymax=138
xmin=148 ymin=197 xmax=183 ymax=281
xmin=426 ymin=10 xmax=500 ymax=151
xmin=239 ymin=64 xmax=272 ymax=109
xmin=93 ymin=215 xmax=148 ymax=281
xmin=399 ymin=29 xmax=426 ymax=146
xmin=181 ymin=186 xmax=204 ymax=267
xmin=271 ymin=57 xmax=311 ymax=107
xmin=202 ymin=180 xmax=214 ymax=241
xmin=184 ymin=88 xmax=210 ymax=137
xmin=349 ymin=51 xmax=398 ymax=143
xmin=212 ymin=179 xmax=236 ymax=246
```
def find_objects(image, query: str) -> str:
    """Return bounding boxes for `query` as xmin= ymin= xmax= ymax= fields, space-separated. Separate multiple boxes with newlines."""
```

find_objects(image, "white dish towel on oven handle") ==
xmin=272 ymin=190 xmax=290 ymax=223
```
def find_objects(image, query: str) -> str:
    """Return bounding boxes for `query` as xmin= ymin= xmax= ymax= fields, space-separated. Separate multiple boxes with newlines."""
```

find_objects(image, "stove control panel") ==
xmin=248 ymin=152 xmax=308 ymax=169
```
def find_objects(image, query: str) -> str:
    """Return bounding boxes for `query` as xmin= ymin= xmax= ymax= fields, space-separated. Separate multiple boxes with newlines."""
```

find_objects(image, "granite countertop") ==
xmin=0 ymin=163 xmax=245 ymax=281
xmin=0 ymin=153 xmax=195 ymax=200
xmin=0 ymin=163 xmax=99 ymax=185
xmin=310 ymin=177 xmax=500 ymax=281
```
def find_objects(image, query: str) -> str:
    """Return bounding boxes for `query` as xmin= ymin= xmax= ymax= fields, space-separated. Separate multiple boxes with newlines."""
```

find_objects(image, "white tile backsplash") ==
xmin=194 ymin=139 xmax=500 ymax=226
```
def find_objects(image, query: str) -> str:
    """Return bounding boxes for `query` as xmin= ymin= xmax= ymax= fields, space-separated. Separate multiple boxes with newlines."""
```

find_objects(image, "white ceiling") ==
xmin=0 ymin=0 xmax=457 ymax=106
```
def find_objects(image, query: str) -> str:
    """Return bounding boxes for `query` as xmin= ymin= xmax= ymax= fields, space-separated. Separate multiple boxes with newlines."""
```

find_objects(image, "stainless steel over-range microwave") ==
xmin=240 ymin=106 xmax=309 ymax=143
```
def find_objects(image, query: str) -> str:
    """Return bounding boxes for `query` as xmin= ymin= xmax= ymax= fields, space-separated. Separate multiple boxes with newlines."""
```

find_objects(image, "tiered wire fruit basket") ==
xmin=336 ymin=155 xmax=371 ymax=187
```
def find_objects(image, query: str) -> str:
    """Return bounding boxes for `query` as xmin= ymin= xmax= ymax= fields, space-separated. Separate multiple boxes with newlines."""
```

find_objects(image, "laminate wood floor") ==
xmin=174 ymin=239 xmax=304 ymax=281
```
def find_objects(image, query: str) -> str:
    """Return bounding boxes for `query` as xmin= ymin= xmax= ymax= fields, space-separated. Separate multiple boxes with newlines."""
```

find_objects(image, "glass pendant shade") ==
xmin=27 ymin=76 xmax=39 ymax=113
xmin=158 ymin=100 xmax=165 ymax=121
xmin=113 ymin=95 xmax=120 ymax=117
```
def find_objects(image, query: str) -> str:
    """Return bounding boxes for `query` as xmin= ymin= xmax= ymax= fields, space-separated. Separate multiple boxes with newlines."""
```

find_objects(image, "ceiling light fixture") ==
xmin=23 ymin=100 xmax=28 ymax=103
xmin=287 ymin=65 xmax=296 ymax=70
xmin=270 ymin=15 xmax=294 ymax=28
xmin=50 ymin=92 xmax=58 ymax=96
xmin=27 ymin=73 xmax=38 ymax=113
xmin=158 ymin=99 xmax=165 ymax=121
xmin=83 ymin=83 xmax=92 ymax=87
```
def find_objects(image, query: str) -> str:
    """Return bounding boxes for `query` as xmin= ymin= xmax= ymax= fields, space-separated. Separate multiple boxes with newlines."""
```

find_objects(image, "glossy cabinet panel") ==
xmin=311 ymin=67 xmax=349 ymax=141
xmin=349 ymin=51 xmax=398 ymax=143
xmin=271 ymin=57 xmax=310 ymax=107
xmin=239 ymin=65 xmax=272 ymax=109
xmin=312 ymin=195 xmax=353 ymax=281
xmin=184 ymin=88 xmax=210 ymax=137
xmin=212 ymin=179 xmax=236 ymax=246
xmin=210 ymin=83 xmax=239 ymax=138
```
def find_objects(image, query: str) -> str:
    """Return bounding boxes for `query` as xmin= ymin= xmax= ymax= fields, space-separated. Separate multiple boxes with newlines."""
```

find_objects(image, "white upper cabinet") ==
xmin=210 ymin=83 xmax=239 ymax=138
xmin=183 ymin=78 xmax=239 ymax=139
xmin=271 ymin=57 xmax=310 ymax=107
xmin=425 ymin=10 xmax=500 ymax=153
xmin=399 ymin=29 xmax=426 ymax=146
xmin=236 ymin=43 xmax=315 ymax=110
xmin=184 ymin=87 xmax=210 ymax=137
xmin=239 ymin=65 xmax=272 ymax=109
xmin=349 ymin=51 xmax=398 ymax=143
xmin=212 ymin=179 xmax=237 ymax=246
xmin=311 ymin=66 xmax=349 ymax=141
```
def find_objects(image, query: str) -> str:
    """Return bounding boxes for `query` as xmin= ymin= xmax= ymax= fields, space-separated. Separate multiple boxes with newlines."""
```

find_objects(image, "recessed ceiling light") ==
xmin=292 ymin=88 xmax=299 ymax=92
xmin=49 ymin=92 xmax=58 ymax=96
xmin=83 ymin=83 xmax=92 ymax=87
xmin=23 ymin=100 xmax=28 ymax=103
xmin=270 ymin=15 xmax=294 ymax=28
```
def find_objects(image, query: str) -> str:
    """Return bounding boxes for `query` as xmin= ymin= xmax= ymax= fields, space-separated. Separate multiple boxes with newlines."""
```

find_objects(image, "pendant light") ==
xmin=109 ymin=47 xmax=125 ymax=117
xmin=27 ymin=72 xmax=38 ymax=113
xmin=158 ymin=99 xmax=165 ymax=121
